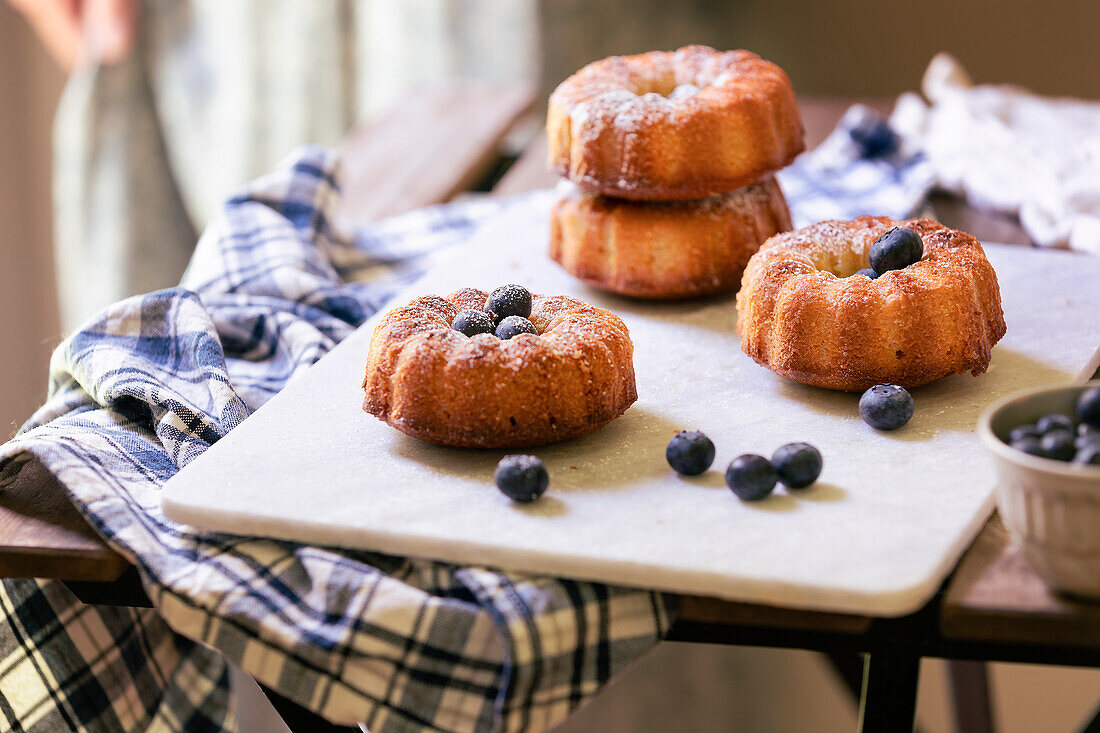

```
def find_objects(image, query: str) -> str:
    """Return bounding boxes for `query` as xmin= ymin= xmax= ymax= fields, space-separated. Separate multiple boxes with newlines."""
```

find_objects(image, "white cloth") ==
xmin=891 ymin=53 xmax=1100 ymax=255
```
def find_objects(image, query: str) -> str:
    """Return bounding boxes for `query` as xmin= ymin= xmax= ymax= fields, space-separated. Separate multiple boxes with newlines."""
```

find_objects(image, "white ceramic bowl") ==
xmin=978 ymin=381 xmax=1100 ymax=600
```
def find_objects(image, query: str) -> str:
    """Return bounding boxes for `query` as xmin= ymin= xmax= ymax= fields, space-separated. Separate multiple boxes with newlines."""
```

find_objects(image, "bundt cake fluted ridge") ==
xmin=550 ymin=176 xmax=792 ymax=299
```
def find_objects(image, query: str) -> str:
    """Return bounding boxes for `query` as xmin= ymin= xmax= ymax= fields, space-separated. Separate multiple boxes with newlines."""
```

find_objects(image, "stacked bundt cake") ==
xmin=547 ymin=45 xmax=805 ymax=299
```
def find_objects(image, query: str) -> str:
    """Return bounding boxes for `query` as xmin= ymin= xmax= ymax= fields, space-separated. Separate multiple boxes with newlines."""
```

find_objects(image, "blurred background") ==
xmin=1 ymin=1 xmax=1098 ymax=731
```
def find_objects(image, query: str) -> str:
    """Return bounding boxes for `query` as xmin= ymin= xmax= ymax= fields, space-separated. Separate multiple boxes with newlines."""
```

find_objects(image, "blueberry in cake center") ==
xmin=450 ymin=285 xmax=540 ymax=340
xmin=451 ymin=309 xmax=494 ymax=337
xmin=869 ymin=226 xmax=924 ymax=275
xmin=496 ymin=315 xmax=539 ymax=340
xmin=486 ymin=284 xmax=533 ymax=324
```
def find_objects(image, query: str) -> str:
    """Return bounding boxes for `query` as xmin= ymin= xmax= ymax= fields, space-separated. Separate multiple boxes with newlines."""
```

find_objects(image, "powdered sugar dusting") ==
xmin=547 ymin=45 xmax=804 ymax=199
xmin=669 ymin=83 xmax=701 ymax=100
xmin=554 ymin=46 xmax=768 ymax=139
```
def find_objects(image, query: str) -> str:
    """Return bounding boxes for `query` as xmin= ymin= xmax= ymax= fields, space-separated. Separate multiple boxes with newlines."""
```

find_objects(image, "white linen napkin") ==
xmin=890 ymin=53 xmax=1100 ymax=255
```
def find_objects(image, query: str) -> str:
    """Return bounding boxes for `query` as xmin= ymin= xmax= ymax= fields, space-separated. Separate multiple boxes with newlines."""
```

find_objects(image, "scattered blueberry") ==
xmin=1008 ymin=424 xmax=1042 ymax=443
xmin=771 ymin=442 xmax=823 ymax=489
xmin=855 ymin=268 xmax=879 ymax=279
xmin=725 ymin=454 xmax=778 ymax=501
xmin=850 ymin=118 xmax=899 ymax=159
xmin=451 ymin=309 xmax=495 ymax=337
xmin=1036 ymin=413 xmax=1075 ymax=435
xmin=666 ymin=431 xmax=716 ymax=476
xmin=493 ymin=455 xmax=549 ymax=502
xmin=496 ymin=315 xmax=539 ymax=340
xmin=859 ymin=384 xmax=915 ymax=430
xmin=1039 ymin=430 xmax=1076 ymax=462
xmin=1076 ymin=386 xmax=1100 ymax=429
xmin=1079 ymin=423 xmax=1100 ymax=438
xmin=1010 ymin=436 xmax=1046 ymax=458
xmin=869 ymin=227 xmax=924 ymax=275
xmin=1074 ymin=445 xmax=1100 ymax=466
xmin=486 ymin=285 xmax=532 ymax=323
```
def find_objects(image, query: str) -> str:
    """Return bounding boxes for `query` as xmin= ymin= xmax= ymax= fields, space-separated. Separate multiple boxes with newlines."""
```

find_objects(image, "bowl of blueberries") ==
xmin=978 ymin=382 xmax=1100 ymax=600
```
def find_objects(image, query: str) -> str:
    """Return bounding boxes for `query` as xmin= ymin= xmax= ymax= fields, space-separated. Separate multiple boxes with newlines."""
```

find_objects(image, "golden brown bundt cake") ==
xmin=547 ymin=45 xmax=805 ymax=201
xmin=362 ymin=288 xmax=637 ymax=448
xmin=736 ymin=217 xmax=1007 ymax=392
xmin=549 ymin=176 xmax=792 ymax=299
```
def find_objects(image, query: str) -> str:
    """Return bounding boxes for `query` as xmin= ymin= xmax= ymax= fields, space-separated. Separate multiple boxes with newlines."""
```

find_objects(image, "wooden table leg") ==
xmin=947 ymin=660 xmax=995 ymax=733
xmin=858 ymin=652 xmax=921 ymax=733
xmin=825 ymin=651 xmax=867 ymax=703
xmin=1077 ymin=703 xmax=1100 ymax=733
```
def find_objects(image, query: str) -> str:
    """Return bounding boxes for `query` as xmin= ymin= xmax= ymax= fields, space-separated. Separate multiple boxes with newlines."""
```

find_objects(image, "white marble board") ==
xmin=162 ymin=194 xmax=1100 ymax=616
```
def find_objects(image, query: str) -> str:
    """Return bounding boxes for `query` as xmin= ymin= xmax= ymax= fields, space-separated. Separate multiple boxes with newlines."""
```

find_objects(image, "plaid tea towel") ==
xmin=0 ymin=109 xmax=930 ymax=733
xmin=778 ymin=104 xmax=935 ymax=228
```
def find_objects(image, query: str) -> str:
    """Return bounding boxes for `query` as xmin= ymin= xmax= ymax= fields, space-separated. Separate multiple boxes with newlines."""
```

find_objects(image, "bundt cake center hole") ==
xmin=631 ymin=70 xmax=703 ymax=98
xmin=812 ymin=250 xmax=875 ymax=279
xmin=633 ymin=79 xmax=678 ymax=97
xmin=831 ymin=264 xmax=865 ymax=278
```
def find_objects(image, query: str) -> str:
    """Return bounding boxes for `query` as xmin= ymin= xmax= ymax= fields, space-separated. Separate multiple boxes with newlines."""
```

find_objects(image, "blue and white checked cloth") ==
xmin=0 ymin=107 xmax=932 ymax=732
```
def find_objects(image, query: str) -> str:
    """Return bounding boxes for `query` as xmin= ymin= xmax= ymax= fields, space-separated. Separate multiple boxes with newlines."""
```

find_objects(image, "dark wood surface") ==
xmin=337 ymin=82 xmax=536 ymax=225
xmin=942 ymin=515 xmax=1100 ymax=647
xmin=1 ymin=93 xmax=1097 ymax=660
xmin=0 ymin=462 xmax=128 ymax=581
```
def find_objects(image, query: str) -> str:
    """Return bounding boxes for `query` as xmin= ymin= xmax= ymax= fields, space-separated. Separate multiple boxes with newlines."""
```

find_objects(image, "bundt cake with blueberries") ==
xmin=547 ymin=45 xmax=805 ymax=201
xmin=549 ymin=176 xmax=791 ymax=299
xmin=362 ymin=286 xmax=637 ymax=448
xmin=736 ymin=217 xmax=1007 ymax=392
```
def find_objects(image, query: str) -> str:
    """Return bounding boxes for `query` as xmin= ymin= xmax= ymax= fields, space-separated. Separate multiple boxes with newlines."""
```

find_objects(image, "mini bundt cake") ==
xmin=362 ymin=287 xmax=637 ymax=448
xmin=736 ymin=217 xmax=1007 ymax=391
xmin=549 ymin=176 xmax=791 ymax=299
xmin=547 ymin=45 xmax=805 ymax=201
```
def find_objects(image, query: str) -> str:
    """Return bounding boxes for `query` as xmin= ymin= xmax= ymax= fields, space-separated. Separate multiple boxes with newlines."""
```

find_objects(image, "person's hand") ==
xmin=6 ymin=0 xmax=136 ymax=72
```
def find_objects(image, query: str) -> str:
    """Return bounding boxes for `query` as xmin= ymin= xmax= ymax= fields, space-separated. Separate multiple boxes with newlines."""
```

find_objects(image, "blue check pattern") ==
xmin=0 ymin=107 xmax=930 ymax=732
xmin=777 ymin=105 xmax=935 ymax=227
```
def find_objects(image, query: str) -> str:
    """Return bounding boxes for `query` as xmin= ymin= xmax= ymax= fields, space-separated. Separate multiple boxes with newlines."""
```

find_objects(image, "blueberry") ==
xmin=451 ymin=309 xmax=495 ymax=337
xmin=1010 ymin=436 xmax=1045 ymax=457
xmin=1079 ymin=423 xmax=1100 ymax=438
xmin=496 ymin=316 xmax=538 ymax=340
xmin=771 ymin=442 xmax=823 ymax=489
xmin=1075 ymin=433 xmax=1100 ymax=451
xmin=1076 ymin=387 xmax=1100 ymax=429
xmin=494 ymin=455 xmax=549 ymax=502
xmin=1039 ymin=430 xmax=1075 ymax=462
xmin=1074 ymin=445 xmax=1100 ymax=466
xmin=725 ymin=454 xmax=778 ymax=501
xmin=1036 ymin=413 xmax=1075 ymax=434
xmin=855 ymin=268 xmax=879 ymax=279
xmin=486 ymin=285 xmax=532 ymax=323
xmin=1007 ymin=424 xmax=1042 ymax=443
xmin=666 ymin=431 xmax=716 ymax=476
xmin=859 ymin=384 xmax=914 ymax=430
xmin=850 ymin=118 xmax=899 ymax=159
xmin=869 ymin=227 xmax=924 ymax=275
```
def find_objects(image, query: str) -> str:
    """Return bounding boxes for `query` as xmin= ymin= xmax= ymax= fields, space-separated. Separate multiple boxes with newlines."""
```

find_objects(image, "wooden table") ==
xmin=1 ymin=89 xmax=1097 ymax=733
